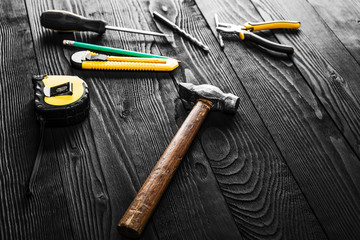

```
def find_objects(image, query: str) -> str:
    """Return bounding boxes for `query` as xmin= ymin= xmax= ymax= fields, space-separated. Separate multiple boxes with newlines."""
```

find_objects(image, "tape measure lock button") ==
xmin=32 ymin=75 xmax=90 ymax=126
xmin=43 ymin=81 xmax=73 ymax=97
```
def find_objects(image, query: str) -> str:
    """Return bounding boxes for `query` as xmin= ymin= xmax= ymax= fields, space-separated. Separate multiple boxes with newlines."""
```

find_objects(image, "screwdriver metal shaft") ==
xmin=105 ymin=25 xmax=169 ymax=37
xmin=153 ymin=11 xmax=209 ymax=52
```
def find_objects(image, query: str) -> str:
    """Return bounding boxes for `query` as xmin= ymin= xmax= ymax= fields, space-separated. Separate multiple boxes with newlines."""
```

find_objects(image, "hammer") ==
xmin=118 ymin=82 xmax=240 ymax=238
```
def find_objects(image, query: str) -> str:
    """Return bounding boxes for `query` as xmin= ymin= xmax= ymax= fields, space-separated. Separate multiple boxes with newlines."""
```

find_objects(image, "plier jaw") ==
xmin=216 ymin=24 xmax=248 ymax=41
xmin=216 ymin=23 xmax=245 ymax=34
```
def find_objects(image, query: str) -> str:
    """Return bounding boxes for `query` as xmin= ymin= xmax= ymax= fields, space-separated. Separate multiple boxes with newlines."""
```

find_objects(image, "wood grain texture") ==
xmin=118 ymin=99 xmax=212 ymax=238
xmin=0 ymin=0 xmax=74 ymax=239
xmin=24 ymin=0 xmax=242 ymax=239
xmin=3 ymin=0 xmax=359 ymax=239
xmin=82 ymin=0 xmax=241 ymax=238
xmin=306 ymin=0 xmax=360 ymax=64
xmin=251 ymin=0 xmax=360 ymax=158
xmin=194 ymin=0 xmax=360 ymax=239
xmin=108 ymin=73 xmax=242 ymax=240
xmin=248 ymin=0 xmax=360 ymax=238
xmin=25 ymin=1 xmax=153 ymax=240
xmin=139 ymin=0 xmax=328 ymax=239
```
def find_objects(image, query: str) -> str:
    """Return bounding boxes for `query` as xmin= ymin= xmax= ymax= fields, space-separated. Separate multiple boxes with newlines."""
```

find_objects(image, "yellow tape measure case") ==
xmin=32 ymin=75 xmax=90 ymax=126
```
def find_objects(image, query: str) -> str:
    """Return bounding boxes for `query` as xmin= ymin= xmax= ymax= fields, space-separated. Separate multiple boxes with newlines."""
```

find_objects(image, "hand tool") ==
xmin=32 ymin=75 xmax=90 ymax=126
xmin=153 ymin=11 xmax=210 ymax=52
xmin=214 ymin=14 xmax=224 ymax=49
xmin=118 ymin=82 xmax=240 ymax=238
xmin=215 ymin=17 xmax=301 ymax=54
xmin=63 ymin=40 xmax=168 ymax=59
xmin=41 ymin=10 xmax=169 ymax=37
xmin=70 ymin=51 xmax=179 ymax=71
xmin=28 ymin=75 xmax=90 ymax=195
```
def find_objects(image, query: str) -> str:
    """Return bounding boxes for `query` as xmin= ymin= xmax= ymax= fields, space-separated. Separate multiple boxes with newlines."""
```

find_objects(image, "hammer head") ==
xmin=179 ymin=82 xmax=240 ymax=114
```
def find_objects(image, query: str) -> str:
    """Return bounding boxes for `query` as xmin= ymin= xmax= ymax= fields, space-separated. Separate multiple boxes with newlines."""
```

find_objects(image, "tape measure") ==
xmin=28 ymin=75 xmax=90 ymax=194
xmin=32 ymin=75 xmax=90 ymax=126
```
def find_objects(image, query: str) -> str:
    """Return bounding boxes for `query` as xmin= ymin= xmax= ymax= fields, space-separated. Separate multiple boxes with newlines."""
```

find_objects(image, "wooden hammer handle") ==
xmin=118 ymin=99 xmax=213 ymax=238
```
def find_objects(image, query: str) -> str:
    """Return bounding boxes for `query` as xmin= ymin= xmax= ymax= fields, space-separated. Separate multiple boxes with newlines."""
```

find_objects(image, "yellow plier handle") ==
xmin=239 ymin=20 xmax=300 ymax=54
xmin=243 ymin=21 xmax=301 ymax=32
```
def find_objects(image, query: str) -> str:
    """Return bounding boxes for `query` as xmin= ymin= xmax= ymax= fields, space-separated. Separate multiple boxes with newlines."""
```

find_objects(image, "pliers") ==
xmin=215 ymin=14 xmax=300 ymax=54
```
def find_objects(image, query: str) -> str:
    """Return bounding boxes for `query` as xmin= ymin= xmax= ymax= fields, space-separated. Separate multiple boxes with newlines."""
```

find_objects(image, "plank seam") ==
xmin=23 ymin=0 xmax=41 ymax=75
xmin=51 ymin=129 xmax=76 ymax=240
xmin=22 ymin=0 xmax=76 ymax=238
xmin=248 ymin=0 xmax=360 ymax=163
xmin=191 ymin=0 xmax=332 ymax=238
xmin=244 ymin=0 xmax=350 ymax=238
xmin=134 ymin=1 xmax=245 ymax=238
xmin=305 ymin=0 xmax=360 ymax=67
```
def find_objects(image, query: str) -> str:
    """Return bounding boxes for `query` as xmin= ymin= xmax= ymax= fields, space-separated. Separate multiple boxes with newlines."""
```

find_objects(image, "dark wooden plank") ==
xmin=25 ymin=1 xmax=150 ymax=239
xmin=0 ymin=0 xmax=74 ymax=239
xmin=251 ymin=0 xmax=360 ymax=159
xmin=25 ymin=0 xmax=242 ymax=239
xmin=107 ymin=75 xmax=242 ymax=239
xmin=248 ymin=0 xmax=360 ymax=237
xmin=306 ymin=0 xmax=360 ymax=65
xmin=139 ymin=0 xmax=328 ymax=239
xmin=194 ymin=0 xmax=360 ymax=239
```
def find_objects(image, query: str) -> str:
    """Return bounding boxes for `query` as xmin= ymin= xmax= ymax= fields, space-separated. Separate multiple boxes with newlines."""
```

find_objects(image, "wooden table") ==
xmin=1 ymin=0 xmax=360 ymax=239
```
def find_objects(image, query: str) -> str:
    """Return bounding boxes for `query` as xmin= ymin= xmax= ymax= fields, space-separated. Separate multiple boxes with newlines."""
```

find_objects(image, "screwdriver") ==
xmin=40 ymin=10 xmax=169 ymax=37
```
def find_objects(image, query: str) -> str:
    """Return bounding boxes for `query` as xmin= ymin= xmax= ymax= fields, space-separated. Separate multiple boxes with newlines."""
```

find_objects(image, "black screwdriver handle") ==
xmin=241 ymin=31 xmax=294 ymax=54
xmin=40 ymin=10 xmax=107 ymax=34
